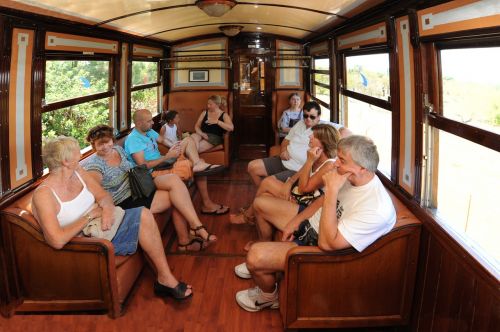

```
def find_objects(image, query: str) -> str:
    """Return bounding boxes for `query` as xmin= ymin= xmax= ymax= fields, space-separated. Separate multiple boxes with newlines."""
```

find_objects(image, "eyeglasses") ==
xmin=303 ymin=114 xmax=317 ymax=120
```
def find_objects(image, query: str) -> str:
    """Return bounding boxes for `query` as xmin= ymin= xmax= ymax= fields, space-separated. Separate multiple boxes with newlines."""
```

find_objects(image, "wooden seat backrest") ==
xmin=167 ymin=91 xmax=231 ymax=132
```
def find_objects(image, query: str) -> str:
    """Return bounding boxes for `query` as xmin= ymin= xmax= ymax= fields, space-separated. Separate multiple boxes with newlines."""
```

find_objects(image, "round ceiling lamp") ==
xmin=219 ymin=25 xmax=243 ymax=37
xmin=195 ymin=0 xmax=237 ymax=17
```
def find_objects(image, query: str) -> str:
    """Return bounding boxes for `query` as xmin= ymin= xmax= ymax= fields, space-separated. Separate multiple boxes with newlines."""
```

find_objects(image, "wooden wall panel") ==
xmin=8 ymin=28 xmax=34 ymax=189
xmin=411 ymin=225 xmax=499 ymax=332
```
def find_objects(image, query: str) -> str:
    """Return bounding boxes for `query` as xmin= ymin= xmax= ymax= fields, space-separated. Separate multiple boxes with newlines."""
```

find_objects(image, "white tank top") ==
xmin=161 ymin=123 xmax=178 ymax=147
xmin=41 ymin=171 xmax=95 ymax=227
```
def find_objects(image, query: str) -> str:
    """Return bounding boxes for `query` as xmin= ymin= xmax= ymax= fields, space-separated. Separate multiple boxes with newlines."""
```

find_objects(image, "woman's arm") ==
xmin=298 ymin=161 xmax=335 ymax=193
xmin=194 ymin=111 xmax=207 ymax=137
xmin=217 ymin=112 xmax=234 ymax=132
xmin=33 ymin=188 xmax=93 ymax=249
xmin=278 ymin=111 xmax=290 ymax=132
xmin=78 ymin=167 xmax=115 ymax=231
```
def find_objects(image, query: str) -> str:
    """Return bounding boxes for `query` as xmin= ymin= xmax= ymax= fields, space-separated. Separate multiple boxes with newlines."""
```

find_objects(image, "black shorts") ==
xmin=118 ymin=192 xmax=155 ymax=210
xmin=262 ymin=156 xmax=296 ymax=182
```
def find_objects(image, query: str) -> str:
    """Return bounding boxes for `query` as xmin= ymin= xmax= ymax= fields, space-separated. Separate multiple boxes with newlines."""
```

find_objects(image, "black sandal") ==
xmin=154 ymin=281 xmax=193 ymax=301
xmin=190 ymin=225 xmax=217 ymax=243
xmin=178 ymin=238 xmax=204 ymax=252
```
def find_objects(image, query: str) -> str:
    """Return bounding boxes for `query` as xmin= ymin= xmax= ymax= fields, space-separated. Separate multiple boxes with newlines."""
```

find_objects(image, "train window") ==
xmin=424 ymin=45 xmax=500 ymax=267
xmin=43 ymin=59 xmax=112 ymax=149
xmin=345 ymin=53 xmax=390 ymax=101
xmin=440 ymin=47 xmax=500 ymax=135
xmin=42 ymin=97 xmax=111 ymax=148
xmin=311 ymin=57 xmax=331 ymax=121
xmin=45 ymin=60 xmax=110 ymax=103
xmin=428 ymin=129 xmax=500 ymax=266
xmin=131 ymin=60 xmax=160 ymax=118
xmin=346 ymin=97 xmax=392 ymax=176
xmin=342 ymin=52 xmax=392 ymax=177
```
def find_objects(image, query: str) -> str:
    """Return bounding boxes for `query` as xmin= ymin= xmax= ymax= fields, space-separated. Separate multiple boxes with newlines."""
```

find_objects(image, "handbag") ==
xmin=82 ymin=205 xmax=126 ymax=241
xmin=129 ymin=164 xmax=156 ymax=200
xmin=290 ymin=183 xmax=323 ymax=206
xmin=293 ymin=220 xmax=319 ymax=246
xmin=152 ymin=155 xmax=193 ymax=181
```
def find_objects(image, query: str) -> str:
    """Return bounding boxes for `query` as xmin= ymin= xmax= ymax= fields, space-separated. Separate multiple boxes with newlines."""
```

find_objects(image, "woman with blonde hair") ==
xmin=32 ymin=136 xmax=193 ymax=300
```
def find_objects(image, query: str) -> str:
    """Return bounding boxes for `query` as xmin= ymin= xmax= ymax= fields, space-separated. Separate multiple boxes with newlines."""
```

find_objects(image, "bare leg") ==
xmin=247 ymin=158 xmax=268 ymax=187
xmin=183 ymin=137 xmax=218 ymax=172
xmin=153 ymin=174 xmax=215 ymax=241
xmin=137 ymin=208 xmax=192 ymax=296
xmin=195 ymin=176 xmax=227 ymax=213
xmin=190 ymin=133 xmax=216 ymax=153
xmin=246 ymin=242 xmax=298 ymax=293
xmin=253 ymin=195 xmax=299 ymax=241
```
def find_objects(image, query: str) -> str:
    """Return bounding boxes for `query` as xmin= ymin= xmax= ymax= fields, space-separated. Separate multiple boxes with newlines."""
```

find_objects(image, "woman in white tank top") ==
xmin=32 ymin=136 xmax=193 ymax=300
xmin=230 ymin=124 xmax=341 ymax=244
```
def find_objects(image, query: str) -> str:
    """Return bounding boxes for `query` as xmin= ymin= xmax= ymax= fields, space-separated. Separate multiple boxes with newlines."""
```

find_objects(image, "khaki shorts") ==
xmin=206 ymin=133 xmax=224 ymax=146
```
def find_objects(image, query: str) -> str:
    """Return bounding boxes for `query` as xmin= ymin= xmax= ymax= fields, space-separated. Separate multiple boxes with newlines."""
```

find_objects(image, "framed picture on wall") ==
xmin=189 ymin=70 xmax=209 ymax=82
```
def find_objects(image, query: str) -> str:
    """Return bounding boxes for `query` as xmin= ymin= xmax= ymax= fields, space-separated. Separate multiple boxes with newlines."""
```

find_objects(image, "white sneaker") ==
xmin=235 ymin=286 xmax=279 ymax=312
xmin=234 ymin=262 xmax=251 ymax=279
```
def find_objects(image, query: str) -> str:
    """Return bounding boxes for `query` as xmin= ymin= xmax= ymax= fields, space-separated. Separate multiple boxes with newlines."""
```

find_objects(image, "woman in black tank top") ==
xmin=191 ymin=95 xmax=234 ymax=151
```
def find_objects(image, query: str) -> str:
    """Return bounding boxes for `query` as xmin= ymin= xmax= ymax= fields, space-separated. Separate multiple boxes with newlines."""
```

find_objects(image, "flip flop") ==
xmin=194 ymin=164 xmax=224 ymax=177
xmin=201 ymin=204 xmax=230 ymax=215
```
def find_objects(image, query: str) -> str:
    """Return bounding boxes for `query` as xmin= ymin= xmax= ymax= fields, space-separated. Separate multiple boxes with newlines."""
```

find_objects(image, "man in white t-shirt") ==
xmin=234 ymin=135 xmax=396 ymax=312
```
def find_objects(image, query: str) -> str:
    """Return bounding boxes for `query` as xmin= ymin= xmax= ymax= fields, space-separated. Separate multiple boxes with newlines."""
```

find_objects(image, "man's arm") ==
xmin=131 ymin=150 xmax=173 ymax=169
xmin=280 ymin=138 xmax=290 ymax=160
xmin=318 ymin=169 xmax=351 ymax=251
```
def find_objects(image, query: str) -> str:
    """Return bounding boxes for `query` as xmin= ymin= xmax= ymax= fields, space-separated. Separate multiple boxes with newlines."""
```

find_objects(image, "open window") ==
xmin=311 ymin=56 xmax=331 ymax=121
xmin=43 ymin=57 xmax=113 ymax=150
xmin=423 ymin=43 xmax=500 ymax=269
xmin=340 ymin=51 xmax=392 ymax=177
xmin=131 ymin=59 xmax=161 ymax=120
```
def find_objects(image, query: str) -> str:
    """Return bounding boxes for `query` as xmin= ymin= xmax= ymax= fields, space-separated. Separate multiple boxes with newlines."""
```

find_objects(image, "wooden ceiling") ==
xmin=3 ymin=0 xmax=386 ymax=43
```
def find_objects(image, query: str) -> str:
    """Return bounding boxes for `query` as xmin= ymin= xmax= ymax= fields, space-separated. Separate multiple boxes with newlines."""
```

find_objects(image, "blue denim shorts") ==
xmin=111 ymin=207 xmax=142 ymax=255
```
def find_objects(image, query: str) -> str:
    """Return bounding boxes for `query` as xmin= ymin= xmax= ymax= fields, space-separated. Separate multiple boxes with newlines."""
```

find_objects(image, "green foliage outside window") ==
xmin=132 ymin=61 xmax=158 ymax=86
xmin=44 ymin=60 xmax=111 ymax=149
xmin=42 ymin=98 xmax=110 ymax=149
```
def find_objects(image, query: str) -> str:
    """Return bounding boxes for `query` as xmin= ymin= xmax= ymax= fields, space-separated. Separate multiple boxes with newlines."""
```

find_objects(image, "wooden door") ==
xmin=233 ymin=53 xmax=271 ymax=159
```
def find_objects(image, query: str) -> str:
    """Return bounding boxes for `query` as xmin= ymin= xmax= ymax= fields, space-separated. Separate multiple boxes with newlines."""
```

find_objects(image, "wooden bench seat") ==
xmin=278 ymin=191 xmax=421 ymax=330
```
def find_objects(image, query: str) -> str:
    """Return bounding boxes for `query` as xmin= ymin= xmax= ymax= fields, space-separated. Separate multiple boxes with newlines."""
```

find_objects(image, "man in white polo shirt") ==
xmin=248 ymin=101 xmax=322 ymax=185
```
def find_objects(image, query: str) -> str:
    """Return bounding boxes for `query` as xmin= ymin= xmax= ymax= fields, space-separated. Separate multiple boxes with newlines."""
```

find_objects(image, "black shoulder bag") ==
xmin=128 ymin=165 xmax=156 ymax=200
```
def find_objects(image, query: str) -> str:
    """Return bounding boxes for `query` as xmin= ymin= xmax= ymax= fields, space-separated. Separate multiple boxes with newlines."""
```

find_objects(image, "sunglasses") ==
xmin=303 ymin=114 xmax=317 ymax=120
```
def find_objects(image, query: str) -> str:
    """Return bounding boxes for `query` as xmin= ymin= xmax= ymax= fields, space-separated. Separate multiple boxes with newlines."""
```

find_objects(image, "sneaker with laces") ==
xmin=235 ymin=286 xmax=279 ymax=312
xmin=234 ymin=262 xmax=252 ymax=279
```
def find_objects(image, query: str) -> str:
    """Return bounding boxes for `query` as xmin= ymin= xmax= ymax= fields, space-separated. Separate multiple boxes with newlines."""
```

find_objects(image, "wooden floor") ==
xmin=0 ymin=161 xmax=400 ymax=332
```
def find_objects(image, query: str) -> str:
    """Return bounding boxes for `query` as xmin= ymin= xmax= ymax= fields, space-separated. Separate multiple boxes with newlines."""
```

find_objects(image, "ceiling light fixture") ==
xmin=195 ymin=0 xmax=237 ymax=17
xmin=219 ymin=25 xmax=244 ymax=37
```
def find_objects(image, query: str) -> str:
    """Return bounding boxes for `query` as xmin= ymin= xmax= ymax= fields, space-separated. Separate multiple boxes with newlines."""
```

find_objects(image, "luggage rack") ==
xmin=162 ymin=54 xmax=232 ymax=70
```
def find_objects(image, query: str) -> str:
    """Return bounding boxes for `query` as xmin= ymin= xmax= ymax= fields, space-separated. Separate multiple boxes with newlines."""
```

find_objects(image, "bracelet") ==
xmin=86 ymin=213 xmax=93 ymax=222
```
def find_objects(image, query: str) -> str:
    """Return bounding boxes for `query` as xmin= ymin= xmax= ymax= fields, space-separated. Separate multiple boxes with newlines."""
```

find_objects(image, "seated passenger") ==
xmin=32 ymin=136 xmax=192 ymax=301
xmin=234 ymin=124 xmax=340 ymax=253
xmin=159 ymin=110 xmax=222 ymax=174
xmin=278 ymin=92 xmax=303 ymax=138
xmin=230 ymin=101 xmax=323 ymax=224
xmin=234 ymin=135 xmax=396 ymax=312
xmin=125 ymin=109 xmax=229 ymax=215
xmin=82 ymin=125 xmax=216 ymax=251
xmin=190 ymin=95 xmax=234 ymax=154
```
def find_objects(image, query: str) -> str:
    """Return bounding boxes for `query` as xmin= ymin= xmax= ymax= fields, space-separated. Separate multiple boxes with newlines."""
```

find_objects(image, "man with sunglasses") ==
xmin=248 ymin=101 xmax=322 ymax=185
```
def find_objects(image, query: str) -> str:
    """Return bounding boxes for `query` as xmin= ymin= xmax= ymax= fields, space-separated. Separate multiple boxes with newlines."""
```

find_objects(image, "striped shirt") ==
xmin=81 ymin=146 xmax=133 ymax=205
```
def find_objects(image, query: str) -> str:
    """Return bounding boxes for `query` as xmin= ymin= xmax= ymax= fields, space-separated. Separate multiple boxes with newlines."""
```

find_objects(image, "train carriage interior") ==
xmin=0 ymin=0 xmax=499 ymax=331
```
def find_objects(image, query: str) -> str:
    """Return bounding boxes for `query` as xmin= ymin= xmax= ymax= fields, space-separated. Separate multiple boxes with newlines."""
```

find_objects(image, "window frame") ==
xmin=130 ymin=57 xmax=162 ymax=118
xmin=339 ymin=46 xmax=395 ymax=180
xmin=310 ymin=55 xmax=331 ymax=111
xmin=421 ymin=36 xmax=500 ymax=275
xmin=41 ymin=54 xmax=116 ymax=159
xmin=42 ymin=54 xmax=114 ymax=113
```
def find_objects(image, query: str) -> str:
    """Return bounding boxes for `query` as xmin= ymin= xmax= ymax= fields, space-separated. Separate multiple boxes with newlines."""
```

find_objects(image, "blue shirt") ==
xmin=124 ymin=128 xmax=161 ymax=165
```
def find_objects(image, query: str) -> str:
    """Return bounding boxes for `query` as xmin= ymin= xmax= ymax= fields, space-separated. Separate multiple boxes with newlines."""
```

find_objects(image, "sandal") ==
xmin=154 ymin=281 xmax=193 ymax=301
xmin=230 ymin=207 xmax=256 ymax=225
xmin=177 ymin=238 xmax=205 ymax=252
xmin=190 ymin=225 xmax=217 ymax=243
